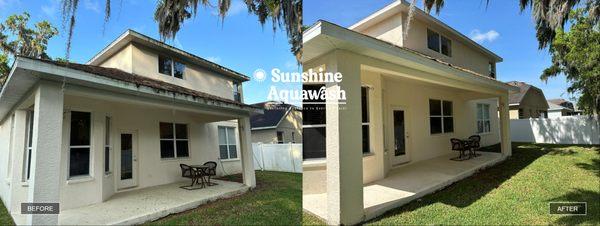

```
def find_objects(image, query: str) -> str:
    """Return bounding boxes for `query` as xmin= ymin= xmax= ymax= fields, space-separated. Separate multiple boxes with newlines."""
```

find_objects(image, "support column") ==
xmin=27 ymin=82 xmax=64 ymax=225
xmin=238 ymin=117 xmax=256 ymax=188
xmin=9 ymin=110 xmax=28 ymax=212
xmin=499 ymin=94 xmax=512 ymax=156
xmin=326 ymin=50 xmax=364 ymax=225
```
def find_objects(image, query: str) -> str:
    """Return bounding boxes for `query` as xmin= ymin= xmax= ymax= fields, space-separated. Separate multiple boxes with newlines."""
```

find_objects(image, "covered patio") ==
xmin=0 ymin=57 xmax=261 ymax=225
xmin=8 ymin=179 xmax=248 ymax=225
xmin=301 ymin=21 xmax=518 ymax=225
xmin=303 ymin=151 xmax=505 ymax=221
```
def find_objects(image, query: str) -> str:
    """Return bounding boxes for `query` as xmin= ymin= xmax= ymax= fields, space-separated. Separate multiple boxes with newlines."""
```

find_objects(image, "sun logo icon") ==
xmin=253 ymin=69 xmax=267 ymax=82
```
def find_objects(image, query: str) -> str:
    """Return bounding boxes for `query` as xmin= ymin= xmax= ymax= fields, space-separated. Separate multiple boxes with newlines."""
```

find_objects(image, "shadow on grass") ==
xmin=370 ymin=143 xmax=552 ymax=219
xmin=550 ymin=188 xmax=600 ymax=225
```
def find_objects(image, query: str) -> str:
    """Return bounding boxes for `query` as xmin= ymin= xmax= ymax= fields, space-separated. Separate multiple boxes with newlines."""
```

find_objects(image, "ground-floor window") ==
xmin=429 ymin=99 xmax=454 ymax=134
xmin=104 ymin=116 xmax=111 ymax=173
xmin=361 ymin=86 xmax=370 ymax=154
xmin=23 ymin=111 xmax=34 ymax=181
xmin=159 ymin=122 xmax=190 ymax=159
xmin=218 ymin=126 xmax=237 ymax=159
xmin=69 ymin=111 xmax=91 ymax=178
xmin=476 ymin=103 xmax=491 ymax=134
xmin=302 ymin=84 xmax=326 ymax=159
xmin=277 ymin=131 xmax=284 ymax=144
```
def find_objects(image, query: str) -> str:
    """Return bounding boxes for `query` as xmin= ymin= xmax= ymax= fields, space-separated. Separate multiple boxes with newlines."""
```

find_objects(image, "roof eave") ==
xmin=304 ymin=21 xmax=515 ymax=93
xmin=0 ymin=57 xmax=262 ymax=122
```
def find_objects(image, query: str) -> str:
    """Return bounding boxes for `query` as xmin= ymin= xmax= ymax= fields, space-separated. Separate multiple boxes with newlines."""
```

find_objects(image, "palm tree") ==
xmin=60 ymin=0 xmax=302 ymax=59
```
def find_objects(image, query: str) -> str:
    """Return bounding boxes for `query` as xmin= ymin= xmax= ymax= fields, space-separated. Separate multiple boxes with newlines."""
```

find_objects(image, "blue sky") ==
xmin=304 ymin=0 xmax=576 ymax=101
xmin=0 ymin=0 xmax=300 ymax=105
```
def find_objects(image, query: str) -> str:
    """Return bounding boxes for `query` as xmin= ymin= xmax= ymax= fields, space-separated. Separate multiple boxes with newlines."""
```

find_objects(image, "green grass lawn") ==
xmin=0 ymin=199 xmax=13 ymax=225
xmin=150 ymin=171 xmax=302 ymax=225
xmin=304 ymin=143 xmax=599 ymax=225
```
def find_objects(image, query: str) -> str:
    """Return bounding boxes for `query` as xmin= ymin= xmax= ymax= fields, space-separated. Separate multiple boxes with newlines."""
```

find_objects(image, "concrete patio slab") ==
xmin=12 ymin=179 xmax=249 ymax=225
xmin=303 ymin=152 xmax=505 ymax=222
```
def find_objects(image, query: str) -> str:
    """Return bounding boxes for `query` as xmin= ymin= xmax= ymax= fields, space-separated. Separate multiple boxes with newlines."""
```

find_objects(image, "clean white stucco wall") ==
xmin=302 ymin=67 xmax=501 ymax=195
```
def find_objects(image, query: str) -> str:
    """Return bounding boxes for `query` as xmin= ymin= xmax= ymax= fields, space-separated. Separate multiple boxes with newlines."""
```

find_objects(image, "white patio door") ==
xmin=118 ymin=131 xmax=138 ymax=189
xmin=389 ymin=106 xmax=410 ymax=165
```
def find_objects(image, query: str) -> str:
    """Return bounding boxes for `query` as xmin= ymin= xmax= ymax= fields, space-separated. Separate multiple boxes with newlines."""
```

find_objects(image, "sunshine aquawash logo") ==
xmin=257 ymin=68 xmax=347 ymax=104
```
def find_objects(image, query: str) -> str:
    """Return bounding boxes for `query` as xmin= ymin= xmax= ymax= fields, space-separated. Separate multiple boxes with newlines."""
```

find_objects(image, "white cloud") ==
xmin=206 ymin=56 xmax=221 ymax=63
xmin=41 ymin=0 xmax=60 ymax=18
xmin=469 ymin=29 xmax=500 ymax=43
xmin=83 ymin=0 xmax=101 ymax=13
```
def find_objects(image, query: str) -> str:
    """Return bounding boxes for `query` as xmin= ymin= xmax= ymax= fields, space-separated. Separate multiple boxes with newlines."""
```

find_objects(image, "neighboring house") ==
xmin=547 ymin=98 xmax=582 ymax=118
xmin=506 ymin=81 xmax=549 ymax=119
xmin=302 ymin=1 xmax=517 ymax=225
xmin=0 ymin=30 xmax=261 ymax=224
xmin=250 ymin=101 xmax=302 ymax=144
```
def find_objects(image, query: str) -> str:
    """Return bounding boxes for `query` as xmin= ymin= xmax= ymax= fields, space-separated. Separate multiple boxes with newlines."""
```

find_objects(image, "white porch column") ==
xmin=499 ymin=94 xmax=512 ymax=156
xmin=27 ymin=82 xmax=64 ymax=225
xmin=326 ymin=50 xmax=364 ymax=225
xmin=238 ymin=117 xmax=256 ymax=188
xmin=9 ymin=110 xmax=28 ymax=212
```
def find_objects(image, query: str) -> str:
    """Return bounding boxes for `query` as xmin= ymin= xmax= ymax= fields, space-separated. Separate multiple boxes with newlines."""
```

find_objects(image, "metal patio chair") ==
xmin=468 ymin=135 xmax=482 ymax=157
xmin=450 ymin=138 xmax=470 ymax=161
xmin=179 ymin=164 xmax=204 ymax=190
xmin=202 ymin=161 xmax=218 ymax=186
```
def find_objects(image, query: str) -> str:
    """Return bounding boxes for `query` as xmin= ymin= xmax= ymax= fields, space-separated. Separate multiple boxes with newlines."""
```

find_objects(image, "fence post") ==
xmin=260 ymin=143 xmax=265 ymax=171
xmin=289 ymin=142 xmax=296 ymax=173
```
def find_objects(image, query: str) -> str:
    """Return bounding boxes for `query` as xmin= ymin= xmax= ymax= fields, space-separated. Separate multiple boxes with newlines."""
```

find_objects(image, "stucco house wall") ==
xmin=0 ymin=95 xmax=243 ymax=212
xmin=302 ymin=50 xmax=502 ymax=195
xmin=99 ymin=43 xmax=239 ymax=101
xmin=354 ymin=10 xmax=497 ymax=77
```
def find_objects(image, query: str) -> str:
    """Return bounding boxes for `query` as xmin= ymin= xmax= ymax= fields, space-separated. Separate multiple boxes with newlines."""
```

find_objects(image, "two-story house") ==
xmin=506 ymin=81 xmax=549 ymax=119
xmin=0 ymin=30 xmax=261 ymax=225
xmin=250 ymin=101 xmax=302 ymax=144
xmin=301 ymin=1 xmax=518 ymax=224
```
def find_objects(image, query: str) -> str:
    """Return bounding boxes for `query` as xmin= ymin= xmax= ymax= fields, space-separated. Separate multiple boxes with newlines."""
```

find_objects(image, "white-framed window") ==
xmin=277 ymin=131 xmax=284 ymax=144
xmin=291 ymin=132 xmax=295 ymax=143
xmin=158 ymin=55 xmax=185 ymax=79
xmin=302 ymin=84 xmax=326 ymax=159
xmin=218 ymin=126 xmax=237 ymax=159
xmin=361 ymin=86 xmax=370 ymax=153
xmin=429 ymin=99 xmax=454 ymax=134
xmin=476 ymin=103 xmax=491 ymax=134
xmin=68 ymin=111 xmax=92 ymax=178
xmin=23 ymin=111 xmax=33 ymax=181
xmin=159 ymin=122 xmax=189 ymax=159
xmin=427 ymin=29 xmax=452 ymax=56
xmin=233 ymin=82 xmax=241 ymax=102
xmin=489 ymin=62 xmax=496 ymax=78
xmin=104 ymin=116 xmax=111 ymax=174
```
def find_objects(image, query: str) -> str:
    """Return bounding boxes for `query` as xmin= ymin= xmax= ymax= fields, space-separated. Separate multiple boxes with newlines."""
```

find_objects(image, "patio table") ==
xmin=189 ymin=165 xmax=210 ymax=187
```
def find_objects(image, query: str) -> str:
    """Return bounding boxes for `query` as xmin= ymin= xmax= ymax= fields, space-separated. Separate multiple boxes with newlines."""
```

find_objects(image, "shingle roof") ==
xmin=250 ymin=101 xmax=298 ymax=129
xmin=25 ymin=57 xmax=254 ymax=108
xmin=505 ymin=81 xmax=549 ymax=105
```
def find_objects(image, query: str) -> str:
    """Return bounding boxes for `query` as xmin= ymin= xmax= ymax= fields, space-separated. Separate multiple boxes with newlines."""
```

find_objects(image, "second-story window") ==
xmin=158 ymin=55 xmax=185 ymax=79
xmin=489 ymin=62 xmax=496 ymax=78
xmin=427 ymin=29 xmax=451 ymax=57
xmin=233 ymin=82 xmax=241 ymax=102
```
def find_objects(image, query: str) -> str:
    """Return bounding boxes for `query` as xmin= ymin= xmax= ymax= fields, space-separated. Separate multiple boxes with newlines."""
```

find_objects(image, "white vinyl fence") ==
xmin=510 ymin=115 xmax=599 ymax=144
xmin=252 ymin=143 xmax=302 ymax=173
